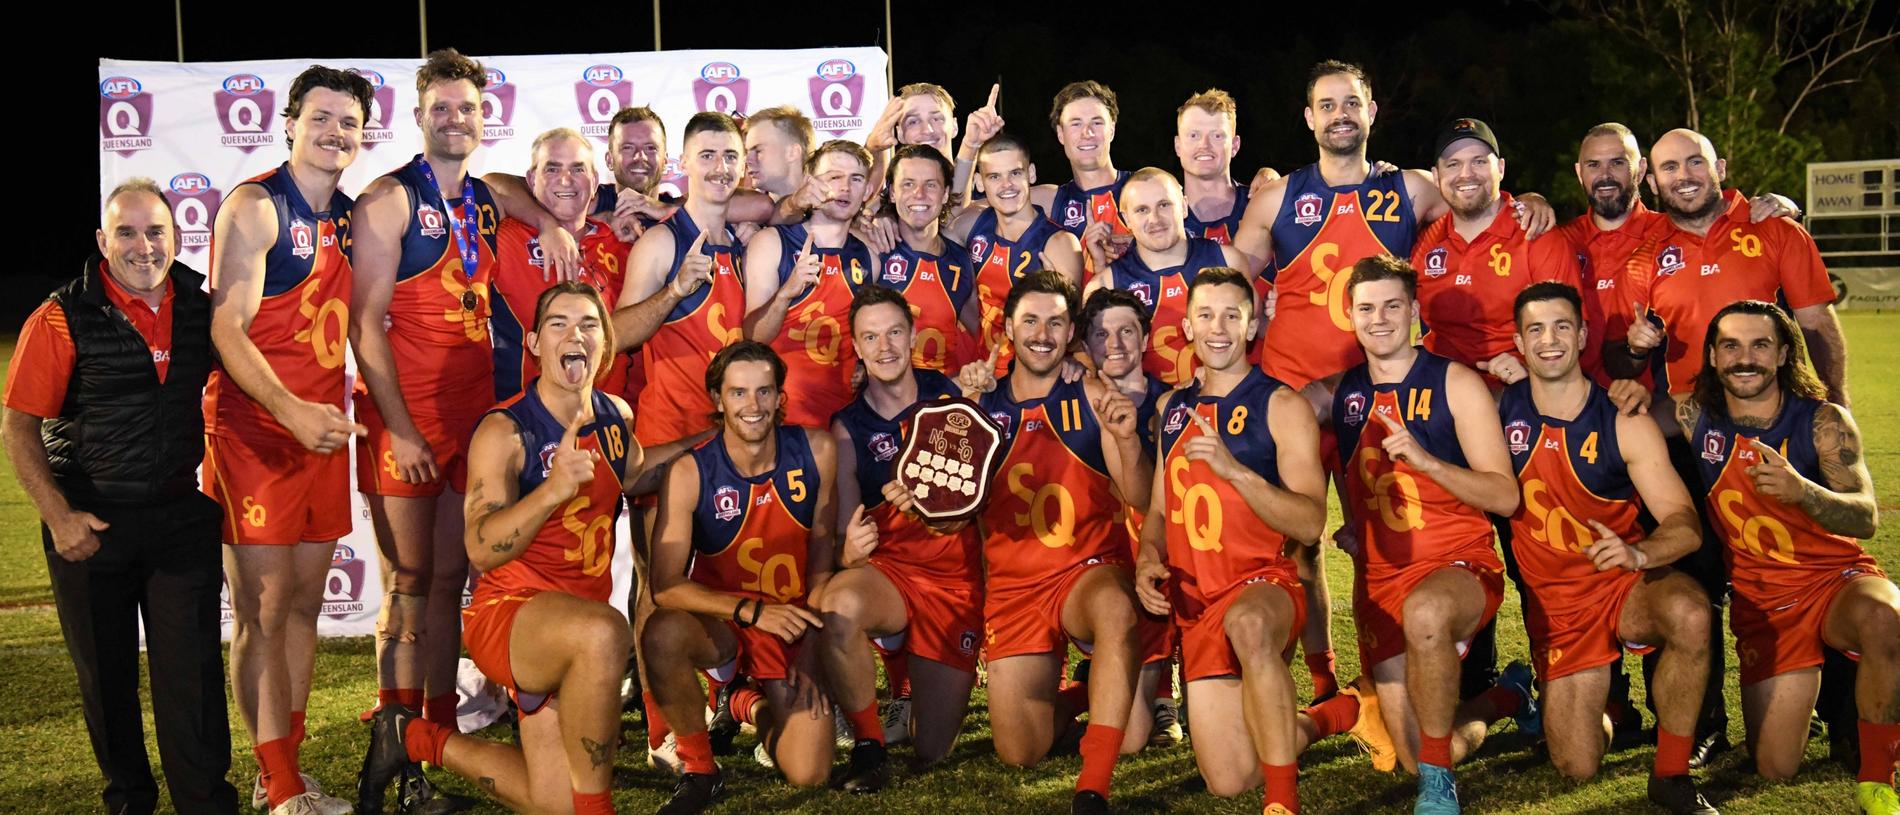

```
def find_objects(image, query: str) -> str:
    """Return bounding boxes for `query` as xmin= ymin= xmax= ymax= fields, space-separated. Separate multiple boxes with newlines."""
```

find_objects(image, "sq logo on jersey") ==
xmin=694 ymin=62 xmax=750 ymax=115
xmin=168 ymin=173 xmax=222 ymax=254
xmin=416 ymin=204 xmax=449 ymax=240
xmin=1657 ymin=245 xmax=1685 ymax=277
xmin=1700 ymin=428 xmax=1726 ymax=464
xmin=1293 ymin=193 xmax=1325 ymax=227
xmin=289 ymin=219 xmax=315 ymax=260
xmin=1127 ymin=281 xmax=1153 ymax=308
xmin=576 ymin=64 xmax=634 ymax=142
xmin=869 ymin=431 xmax=899 ymax=462
xmin=481 ymin=68 xmax=516 ymax=145
xmin=713 ymin=485 xmax=743 ymax=522
xmin=100 ymin=76 xmax=154 ymax=156
xmin=1505 ymin=420 xmax=1532 ymax=455
xmin=882 ymin=255 xmax=909 ymax=285
xmin=1423 ymin=247 xmax=1449 ymax=278
xmin=349 ymin=68 xmax=396 ymax=147
xmin=1342 ymin=391 xmax=1367 ymax=426
xmin=809 ymin=59 xmax=864 ymax=136
xmin=215 ymin=74 xmax=276 ymax=153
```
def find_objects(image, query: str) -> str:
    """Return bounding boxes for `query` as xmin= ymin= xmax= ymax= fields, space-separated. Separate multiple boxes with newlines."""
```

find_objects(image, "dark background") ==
xmin=39 ymin=0 xmax=1898 ymax=327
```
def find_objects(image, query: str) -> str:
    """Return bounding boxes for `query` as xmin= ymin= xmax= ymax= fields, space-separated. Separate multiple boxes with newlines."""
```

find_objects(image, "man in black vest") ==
xmin=2 ymin=179 xmax=237 ymax=814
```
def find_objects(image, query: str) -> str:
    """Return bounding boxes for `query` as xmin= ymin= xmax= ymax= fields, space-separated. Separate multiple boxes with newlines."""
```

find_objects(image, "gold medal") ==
xmin=461 ymin=290 xmax=478 ymax=312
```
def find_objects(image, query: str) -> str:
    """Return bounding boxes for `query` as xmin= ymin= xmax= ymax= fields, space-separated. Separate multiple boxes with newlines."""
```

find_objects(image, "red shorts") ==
xmin=984 ymin=560 xmax=1155 ymax=661
xmin=1523 ymin=570 xmax=1653 ymax=681
xmin=1177 ymin=574 xmax=1306 ymax=682
xmin=871 ymin=559 xmax=983 ymax=673
xmin=1732 ymin=565 xmax=1885 ymax=686
xmin=355 ymin=397 xmax=478 ymax=497
xmin=725 ymin=619 xmax=801 ymax=682
xmin=463 ymin=589 xmax=552 ymax=714
xmin=202 ymin=434 xmax=351 ymax=545
xmin=1353 ymin=557 xmax=1506 ymax=669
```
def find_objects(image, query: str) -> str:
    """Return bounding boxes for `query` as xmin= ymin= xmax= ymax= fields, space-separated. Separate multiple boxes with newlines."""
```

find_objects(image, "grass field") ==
xmin=1 ymin=315 xmax=1896 ymax=814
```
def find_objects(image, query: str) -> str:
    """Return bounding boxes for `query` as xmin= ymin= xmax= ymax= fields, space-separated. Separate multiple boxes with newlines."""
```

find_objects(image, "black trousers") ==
xmin=45 ymin=491 xmax=238 ymax=815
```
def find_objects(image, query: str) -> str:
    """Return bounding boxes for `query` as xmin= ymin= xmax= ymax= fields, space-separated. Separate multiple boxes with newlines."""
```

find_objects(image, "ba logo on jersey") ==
xmin=100 ymin=76 xmax=154 ymax=156
xmin=576 ymin=64 xmax=634 ymax=142
xmin=713 ymin=485 xmax=743 ymax=522
xmin=348 ymin=68 xmax=396 ymax=147
xmin=168 ymin=173 xmax=223 ymax=254
xmin=1657 ymin=245 xmax=1685 ymax=277
xmin=694 ymin=62 xmax=750 ymax=115
xmin=1342 ymin=391 xmax=1368 ymax=426
xmin=481 ymin=68 xmax=516 ymax=145
xmin=869 ymin=432 xmax=899 ymax=462
xmin=882 ymin=255 xmax=909 ymax=285
xmin=1423 ymin=247 xmax=1449 ymax=278
xmin=808 ymin=58 xmax=865 ymax=136
xmin=1700 ymin=428 xmax=1726 ymax=464
xmin=1505 ymin=420 xmax=1532 ymax=455
xmin=214 ymin=74 xmax=276 ymax=153
xmin=1293 ymin=193 xmax=1325 ymax=227
xmin=416 ymin=204 xmax=448 ymax=239
xmin=1127 ymin=281 xmax=1154 ymax=308
xmin=288 ymin=219 xmax=315 ymax=260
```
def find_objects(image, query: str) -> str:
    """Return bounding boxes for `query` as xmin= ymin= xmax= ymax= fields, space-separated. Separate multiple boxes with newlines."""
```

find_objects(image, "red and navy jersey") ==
xmin=204 ymin=164 xmax=354 ymax=447
xmin=1184 ymin=180 xmax=1249 ymax=246
xmin=977 ymin=375 xmax=1124 ymax=594
xmin=1158 ymin=368 xmax=1299 ymax=615
xmin=687 ymin=426 xmax=822 ymax=604
xmin=1692 ymin=396 xmax=1881 ymax=611
xmin=474 ymin=384 xmax=630 ymax=603
xmin=1498 ymin=380 xmax=1644 ymax=594
xmin=834 ymin=369 xmax=980 ymax=581
xmin=635 ymin=211 xmax=744 ymax=447
xmin=1334 ymin=350 xmax=1496 ymax=577
xmin=1052 ymin=170 xmax=1133 ymax=237
xmin=1133 ymin=373 xmax=1171 ymax=454
xmin=1109 ymin=237 xmax=1228 ymax=385
xmin=771 ymin=223 xmax=874 ymax=428
xmin=877 ymin=238 xmax=974 ymax=374
xmin=968 ymin=206 xmax=1065 ymax=376
xmin=1261 ymin=164 xmax=1420 ymax=389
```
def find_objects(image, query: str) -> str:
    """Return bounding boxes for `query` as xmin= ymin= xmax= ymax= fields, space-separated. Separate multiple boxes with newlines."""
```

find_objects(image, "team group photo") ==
xmin=9 ymin=2 xmax=1899 ymax=813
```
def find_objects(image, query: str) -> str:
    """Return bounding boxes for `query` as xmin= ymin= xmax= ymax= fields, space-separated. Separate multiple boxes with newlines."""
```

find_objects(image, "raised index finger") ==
xmin=986 ymin=83 xmax=1000 ymax=109
xmin=1374 ymin=408 xmax=1404 ymax=432
xmin=1747 ymin=438 xmax=1785 ymax=463
xmin=688 ymin=230 xmax=709 ymax=255
xmin=1186 ymin=405 xmax=1217 ymax=436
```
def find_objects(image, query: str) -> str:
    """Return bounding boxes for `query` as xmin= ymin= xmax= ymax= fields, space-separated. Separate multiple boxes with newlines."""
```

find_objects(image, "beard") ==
xmin=1319 ymin=123 xmax=1366 ymax=157
xmin=1659 ymin=184 xmax=1724 ymax=222
xmin=1720 ymin=364 xmax=1775 ymax=399
xmin=1588 ymin=180 xmax=1637 ymax=219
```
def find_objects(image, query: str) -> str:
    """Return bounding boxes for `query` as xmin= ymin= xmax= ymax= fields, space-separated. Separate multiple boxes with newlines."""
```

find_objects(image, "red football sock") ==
xmin=1476 ymin=684 xmax=1523 ymax=721
xmin=1058 ymin=683 xmax=1091 ymax=716
xmin=675 ymin=731 xmax=716 ymax=776
xmin=881 ymin=649 xmax=912 ymax=698
xmin=1653 ymin=727 xmax=1692 ymax=778
xmin=1859 ymin=719 xmax=1900 ymax=784
xmin=571 ymin=789 xmax=616 ymax=815
xmin=1075 ymin=724 xmax=1124 ymax=797
xmin=289 ymin=710 xmax=307 ymax=749
xmin=424 ymin=693 xmax=458 ymax=726
xmin=1302 ymin=692 xmax=1361 ymax=740
xmin=381 ymin=687 xmax=424 ymax=711
xmin=404 ymin=717 xmax=453 ymax=766
xmin=254 ymin=737 xmax=305 ymax=807
xmin=1418 ymin=732 xmax=1453 ymax=768
xmin=730 ymin=687 xmax=765 ymax=727
xmin=1304 ymin=650 xmax=1339 ymax=699
xmin=846 ymin=702 xmax=884 ymax=744
xmin=1262 ymin=763 xmax=1300 ymax=813
xmin=642 ymin=692 xmax=670 ymax=750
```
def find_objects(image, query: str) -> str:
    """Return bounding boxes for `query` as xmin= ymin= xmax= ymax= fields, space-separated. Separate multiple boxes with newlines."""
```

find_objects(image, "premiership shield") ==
xmin=894 ymin=398 xmax=1005 ymax=523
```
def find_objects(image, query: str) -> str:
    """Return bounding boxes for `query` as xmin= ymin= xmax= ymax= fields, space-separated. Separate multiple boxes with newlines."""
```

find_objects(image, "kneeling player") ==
xmin=644 ymin=341 xmax=841 ymax=812
xmin=360 ymin=283 xmax=688 ymax=814
xmin=1503 ymin=283 xmax=1718 ymax=814
xmin=1679 ymin=302 xmax=1897 ymax=814
xmin=1134 ymin=268 xmax=1347 ymax=814
xmin=1334 ymin=255 xmax=1531 ymax=814
xmin=819 ymin=285 xmax=984 ymax=790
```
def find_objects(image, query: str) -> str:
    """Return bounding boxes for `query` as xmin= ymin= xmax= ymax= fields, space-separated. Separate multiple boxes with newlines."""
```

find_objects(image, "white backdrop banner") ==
xmin=102 ymin=47 xmax=889 ymax=638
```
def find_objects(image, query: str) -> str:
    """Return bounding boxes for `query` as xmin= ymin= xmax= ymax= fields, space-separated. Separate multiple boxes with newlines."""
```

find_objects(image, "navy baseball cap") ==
xmin=1434 ymin=118 xmax=1500 ymax=159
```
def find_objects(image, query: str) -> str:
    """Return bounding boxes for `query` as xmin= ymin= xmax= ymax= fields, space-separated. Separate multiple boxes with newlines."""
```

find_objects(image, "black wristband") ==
xmin=732 ymin=599 xmax=754 ymax=628
xmin=748 ymin=599 xmax=765 ymax=626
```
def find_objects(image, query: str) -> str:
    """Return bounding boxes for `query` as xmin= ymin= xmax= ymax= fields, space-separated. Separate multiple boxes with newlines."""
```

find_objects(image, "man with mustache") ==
xmin=1676 ymin=301 xmax=1896 ymax=815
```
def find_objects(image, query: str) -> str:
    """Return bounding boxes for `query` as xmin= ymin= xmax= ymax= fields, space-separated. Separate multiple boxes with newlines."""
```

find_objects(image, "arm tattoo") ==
xmin=581 ymin=735 xmax=613 ymax=768
xmin=1800 ymin=404 xmax=1876 ymax=538
xmin=489 ymin=529 xmax=521 ymax=554
xmin=1674 ymin=397 xmax=1702 ymax=439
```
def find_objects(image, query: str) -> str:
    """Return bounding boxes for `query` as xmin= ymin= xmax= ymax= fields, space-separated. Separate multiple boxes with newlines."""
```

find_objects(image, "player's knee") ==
xmin=816 ymin=582 xmax=868 ymax=627
xmin=1202 ymin=767 xmax=1254 ymax=798
xmin=1662 ymin=593 xmax=1712 ymax=650
xmin=1549 ymin=745 xmax=1601 ymax=780
xmin=993 ymin=735 xmax=1048 ymax=768
xmin=1857 ymin=596 xmax=1900 ymax=656
xmin=639 ymin=609 xmax=695 ymax=656
xmin=1222 ymin=602 xmax=1285 ymax=655
xmin=778 ymin=754 xmax=832 ymax=787
xmin=573 ymin=607 xmax=633 ymax=666
xmin=1401 ymin=594 xmax=1453 ymax=645
xmin=1754 ymin=751 xmax=1801 ymax=781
